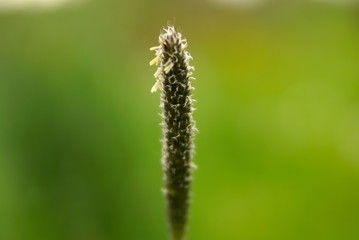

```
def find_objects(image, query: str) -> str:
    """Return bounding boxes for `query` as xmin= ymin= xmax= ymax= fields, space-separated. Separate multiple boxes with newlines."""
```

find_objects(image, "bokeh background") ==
xmin=1 ymin=0 xmax=359 ymax=239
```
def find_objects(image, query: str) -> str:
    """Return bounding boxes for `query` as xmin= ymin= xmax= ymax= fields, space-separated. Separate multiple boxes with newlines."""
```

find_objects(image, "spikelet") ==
xmin=150 ymin=25 xmax=196 ymax=240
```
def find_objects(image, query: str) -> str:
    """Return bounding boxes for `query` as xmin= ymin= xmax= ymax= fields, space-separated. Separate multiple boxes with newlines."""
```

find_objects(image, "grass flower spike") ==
xmin=150 ymin=25 xmax=196 ymax=240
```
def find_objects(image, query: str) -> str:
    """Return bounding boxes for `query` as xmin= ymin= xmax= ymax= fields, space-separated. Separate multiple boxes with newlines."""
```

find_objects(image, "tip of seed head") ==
xmin=161 ymin=26 xmax=179 ymax=54
xmin=150 ymin=24 xmax=193 ymax=93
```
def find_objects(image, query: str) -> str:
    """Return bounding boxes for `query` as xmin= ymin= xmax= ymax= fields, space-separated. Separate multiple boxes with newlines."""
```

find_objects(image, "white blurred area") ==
xmin=314 ymin=0 xmax=359 ymax=5
xmin=210 ymin=0 xmax=268 ymax=8
xmin=0 ymin=0 xmax=81 ymax=12
xmin=210 ymin=0 xmax=358 ymax=8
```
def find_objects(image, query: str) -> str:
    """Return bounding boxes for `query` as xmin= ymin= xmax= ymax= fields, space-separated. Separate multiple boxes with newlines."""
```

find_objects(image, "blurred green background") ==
xmin=0 ymin=0 xmax=359 ymax=239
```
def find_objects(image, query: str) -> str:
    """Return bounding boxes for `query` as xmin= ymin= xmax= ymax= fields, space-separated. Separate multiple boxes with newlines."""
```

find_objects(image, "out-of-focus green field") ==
xmin=0 ymin=0 xmax=359 ymax=239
